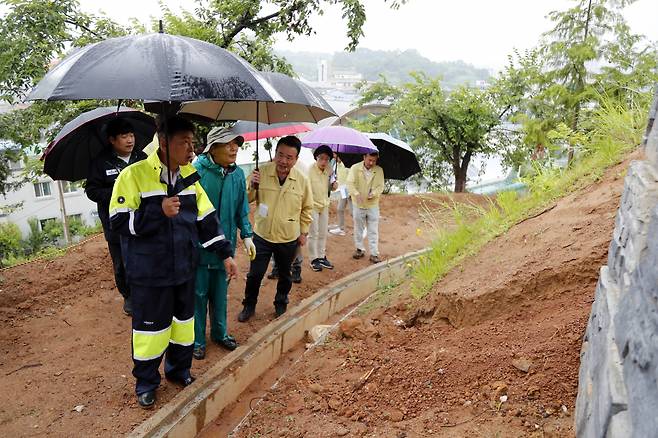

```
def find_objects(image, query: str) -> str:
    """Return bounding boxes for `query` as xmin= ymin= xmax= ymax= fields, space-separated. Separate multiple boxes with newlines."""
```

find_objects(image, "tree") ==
xmin=0 ymin=222 xmax=22 ymax=266
xmin=357 ymin=73 xmax=508 ymax=192
xmin=538 ymin=0 xmax=656 ymax=162
xmin=0 ymin=0 xmax=407 ymax=191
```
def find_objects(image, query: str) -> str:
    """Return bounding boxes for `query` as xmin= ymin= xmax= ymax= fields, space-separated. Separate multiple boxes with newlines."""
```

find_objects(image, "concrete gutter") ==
xmin=129 ymin=248 xmax=429 ymax=438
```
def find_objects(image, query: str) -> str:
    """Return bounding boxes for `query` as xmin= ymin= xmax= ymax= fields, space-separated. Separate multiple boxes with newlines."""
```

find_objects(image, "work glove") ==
xmin=243 ymin=237 xmax=257 ymax=261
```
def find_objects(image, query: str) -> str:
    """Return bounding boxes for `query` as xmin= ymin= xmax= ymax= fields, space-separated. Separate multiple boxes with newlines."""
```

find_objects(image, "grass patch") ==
xmin=410 ymin=99 xmax=646 ymax=298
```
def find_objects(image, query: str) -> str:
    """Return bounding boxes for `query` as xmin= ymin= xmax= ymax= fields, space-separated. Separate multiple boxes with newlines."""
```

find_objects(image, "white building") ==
xmin=0 ymin=160 xmax=99 ymax=237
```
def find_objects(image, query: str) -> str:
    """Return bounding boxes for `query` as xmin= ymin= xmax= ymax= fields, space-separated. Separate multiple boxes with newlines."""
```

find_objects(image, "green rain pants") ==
xmin=194 ymin=266 xmax=229 ymax=348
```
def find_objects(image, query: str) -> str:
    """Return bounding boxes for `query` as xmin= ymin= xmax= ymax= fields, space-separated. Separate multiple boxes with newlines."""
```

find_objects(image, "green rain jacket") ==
xmin=194 ymin=153 xmax=253 ymax=269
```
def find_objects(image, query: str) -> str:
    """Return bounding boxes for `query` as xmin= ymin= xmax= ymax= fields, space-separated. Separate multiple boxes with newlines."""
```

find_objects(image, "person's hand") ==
xmin=250 ymin=170 xmax=260 ymax=187
xmin=298 ymin=233 xmax=308 ymax=246
xmin=223 ymin=256 xmax=238 ymax=281
xmin=367 ymin=193 xmax=374 ymax=200
xmin=357 ymin=195 xmax=366 ymax=205
xmin=162 ymin=196 xmax=180 ymax=217
xmin=243 ymin=237 xmax=256 ymax=261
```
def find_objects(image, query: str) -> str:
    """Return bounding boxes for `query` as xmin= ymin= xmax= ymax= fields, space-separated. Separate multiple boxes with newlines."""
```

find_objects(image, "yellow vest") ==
xmin=309 ymin=163 xmax=331 ymax=212
xmin=248 ymin=162 xmax=313 ymax=243
xmin=346 ymin=161 xmax=385 ymax=209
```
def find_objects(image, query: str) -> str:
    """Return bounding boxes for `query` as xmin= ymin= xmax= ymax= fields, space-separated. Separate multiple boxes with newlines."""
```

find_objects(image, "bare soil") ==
xmin=0 ymin=193 xmax=478 ymax=437
xmin=228 ymin=155 xmax=633 ymax=438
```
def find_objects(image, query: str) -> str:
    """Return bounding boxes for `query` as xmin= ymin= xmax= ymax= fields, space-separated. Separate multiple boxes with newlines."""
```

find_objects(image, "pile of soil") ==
xmin=229 ymin=156 xmax=633 ymax=438
xmin=0 ymin=193 xmax=475 ymax=437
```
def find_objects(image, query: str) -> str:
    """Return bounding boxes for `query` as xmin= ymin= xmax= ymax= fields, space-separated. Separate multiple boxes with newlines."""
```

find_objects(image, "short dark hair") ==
xmin=313 ymin=144 xmax=333 ymax=160
xmin=106 ymin=118 xmax=134 ymax=138
xmin=276 ymin=135 xmax=301 ymax=156
xmin=365 ymin=151 xmax=379 ymax=157
xmin=157 ymin=115 xmax=195 ymax=138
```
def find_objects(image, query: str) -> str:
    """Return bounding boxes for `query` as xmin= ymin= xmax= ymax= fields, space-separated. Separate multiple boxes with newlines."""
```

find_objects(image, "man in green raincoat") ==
xmin=193 ymin=126 xmax=256 ymax=360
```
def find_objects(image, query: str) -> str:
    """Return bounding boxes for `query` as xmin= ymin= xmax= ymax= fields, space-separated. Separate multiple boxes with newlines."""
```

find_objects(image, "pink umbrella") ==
xmin=232 ymin=121 xmax=312 ymax=141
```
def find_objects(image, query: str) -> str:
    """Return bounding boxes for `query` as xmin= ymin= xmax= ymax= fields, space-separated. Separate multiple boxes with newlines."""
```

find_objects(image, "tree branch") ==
xmin=63 ymin=17 xmax=101 ymax=39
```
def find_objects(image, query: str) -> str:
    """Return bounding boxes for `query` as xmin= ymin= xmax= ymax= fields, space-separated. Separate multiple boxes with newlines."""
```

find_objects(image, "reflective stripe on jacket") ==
xmin=194 ymin=153 xmax=253 ymax=269
xmin=247 ymin=161 xmax=313 ymax=243
xmin=109 ymin=151 xmax=231 ymax=286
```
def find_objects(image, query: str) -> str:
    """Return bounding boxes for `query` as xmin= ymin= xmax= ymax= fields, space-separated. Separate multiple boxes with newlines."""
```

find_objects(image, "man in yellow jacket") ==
xmin=346 ymin=151 xmax=385 ymax=263
xmin=308 ymin=145 xmax=337 ymax=271
xmin=238 ymin=136 xmax=313 ymax=321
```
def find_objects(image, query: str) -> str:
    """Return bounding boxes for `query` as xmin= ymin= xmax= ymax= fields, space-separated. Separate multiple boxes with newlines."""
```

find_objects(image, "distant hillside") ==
xmin=277 ymin=48 xmax=491 ymax=88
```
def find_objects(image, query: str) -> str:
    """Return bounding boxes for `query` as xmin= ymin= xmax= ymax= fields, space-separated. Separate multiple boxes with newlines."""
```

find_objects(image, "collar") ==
xmin=147 ymin=150 xmax=196 ymax=178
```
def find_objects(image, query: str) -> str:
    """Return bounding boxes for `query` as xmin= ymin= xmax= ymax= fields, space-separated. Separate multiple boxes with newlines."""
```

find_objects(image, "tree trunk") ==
xmin=454 ymin=171 xmax=467 ymax=192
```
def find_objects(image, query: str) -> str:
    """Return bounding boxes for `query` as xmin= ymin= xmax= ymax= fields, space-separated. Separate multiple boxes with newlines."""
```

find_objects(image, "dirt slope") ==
xmin=0 ymin=193 xmax=481 ymax=437
xmin=231 ymin=155 xmax=633 ymax=438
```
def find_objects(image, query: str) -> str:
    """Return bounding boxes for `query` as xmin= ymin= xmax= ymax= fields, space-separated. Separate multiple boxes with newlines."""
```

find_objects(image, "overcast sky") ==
xmin=77 ymin=0 xmax=658 ymax=71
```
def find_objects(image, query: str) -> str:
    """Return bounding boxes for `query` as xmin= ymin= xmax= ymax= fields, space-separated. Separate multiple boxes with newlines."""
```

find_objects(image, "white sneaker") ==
xmin=329 ymin=228 xmax=346 ymax=236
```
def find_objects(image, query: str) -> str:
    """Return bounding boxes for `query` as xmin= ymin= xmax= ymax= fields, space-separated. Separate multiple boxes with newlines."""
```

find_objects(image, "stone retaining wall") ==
xmin=576 ymin=92 xmax=658 ymax=437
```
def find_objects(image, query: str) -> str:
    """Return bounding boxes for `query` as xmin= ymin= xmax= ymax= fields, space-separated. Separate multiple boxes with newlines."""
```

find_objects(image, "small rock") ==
xmin=491 ymin=381 xmax=508 ymax=397
xmin=339 ymin=318 xmax=363 ymax=338
xmin=54 ymin=371 xmax=63 ymax=376
xmin=527 ymin=385 xmax=540 ymax=400
xmin=73 ymin=405 xmax=85 ymax=413
xmin=307 ymin=325 xmax=333 ymax=343
xmin=511 ymin=357 xmax=532 ymax=373
xmin=309 ymin=383 xmax=324 ymax=394
xmin=335 ymin=426 xmax=350 ymax=436
xmin=328 ymin=398 xmax=342 ymax=410
xmin=388 ymin=409 xmax=404 ymax=422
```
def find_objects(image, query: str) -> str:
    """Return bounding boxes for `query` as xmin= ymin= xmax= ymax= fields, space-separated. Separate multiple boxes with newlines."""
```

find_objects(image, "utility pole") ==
xmin=56 ymin=180 xmax=71 ymax=245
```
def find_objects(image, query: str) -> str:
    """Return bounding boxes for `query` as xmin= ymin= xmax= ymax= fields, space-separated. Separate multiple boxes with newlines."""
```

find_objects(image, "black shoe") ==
xmin=237 ymin=306 xmax=255 ymax=322
xmin=137 ymin=391 xmax=156 ymax=409
xmin=291 ymin=269 xmax=302 ymax=284
xmin=166 ymin=374 xmax=195 ymax=387
xmin=310 ymin=259 xmax=323 ymax=272
xmin=267 ymin=269 xmax=279 ymax=280
xmin=275 ymin=304 xmax=287 ymax=318
xmin=123 ymin=297 xmax=132 ymax=316
xmin=192 ymin=345 xmax=205 ymax=360
xmin=215 ymin=336 xmax=238 ymax=351
xmin=353 ymin=249 xmax=365 ymax=259
xmin=318 ymin=257 xmax=334 ymax=270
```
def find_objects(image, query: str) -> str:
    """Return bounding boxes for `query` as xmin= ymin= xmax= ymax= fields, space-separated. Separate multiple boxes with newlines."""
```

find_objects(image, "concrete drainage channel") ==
xmin=129 ymin=248 xmax=429 ymax=438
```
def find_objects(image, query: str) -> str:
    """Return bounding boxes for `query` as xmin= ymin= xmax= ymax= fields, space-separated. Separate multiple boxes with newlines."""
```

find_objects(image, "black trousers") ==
xmin=107 ymin=240 xmax=130 ymax=299
xmin=243 ymin=234 xmax=298 ymax=309
xmin=131 ymin=280 xmax=195 ymax=395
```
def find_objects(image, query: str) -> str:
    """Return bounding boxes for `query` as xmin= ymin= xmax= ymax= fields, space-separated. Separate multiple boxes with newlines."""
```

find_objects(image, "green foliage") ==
xmin=0 ymin=222 xmax=22 ymax=267
xmin=357 ymin=72 xmax=506 ymax=191
xmin=411 ymin=96 xmax=644 ymax=298
xmin=24 ymin=217 xmax=45 ymax=255
xmin=41 ymin=219 xmax=63 ymax=244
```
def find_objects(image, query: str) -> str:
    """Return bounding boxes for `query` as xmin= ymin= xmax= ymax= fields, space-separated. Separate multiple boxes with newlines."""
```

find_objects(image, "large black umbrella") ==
xmin=41 ymin=107 xmax=156 ymax=181
xmin=27 ymin=33 xmax=282 ymax=102
xmin=27 ymin=31 xmax=282 ymax=191
xmin=338 ymin=132 xmax=421 ymax=180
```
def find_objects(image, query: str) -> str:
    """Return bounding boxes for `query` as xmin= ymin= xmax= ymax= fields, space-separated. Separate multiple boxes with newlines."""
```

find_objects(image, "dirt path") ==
xmin=230 ymin=156 xmax=633 ymax=437
xmin=0 ymin=193 xmax=482 ymax=437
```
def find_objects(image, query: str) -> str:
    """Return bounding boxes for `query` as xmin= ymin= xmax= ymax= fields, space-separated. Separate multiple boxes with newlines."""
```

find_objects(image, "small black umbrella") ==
xmin=338 ymin=132 xmax=421 ymax=180
xmin=41 ymin=107 xmax=156 ymax=181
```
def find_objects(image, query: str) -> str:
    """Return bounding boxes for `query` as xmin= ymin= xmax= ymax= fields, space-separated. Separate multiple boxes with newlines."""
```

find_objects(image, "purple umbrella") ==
xmin=301 ymin=126 xmax=378 ymax=154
